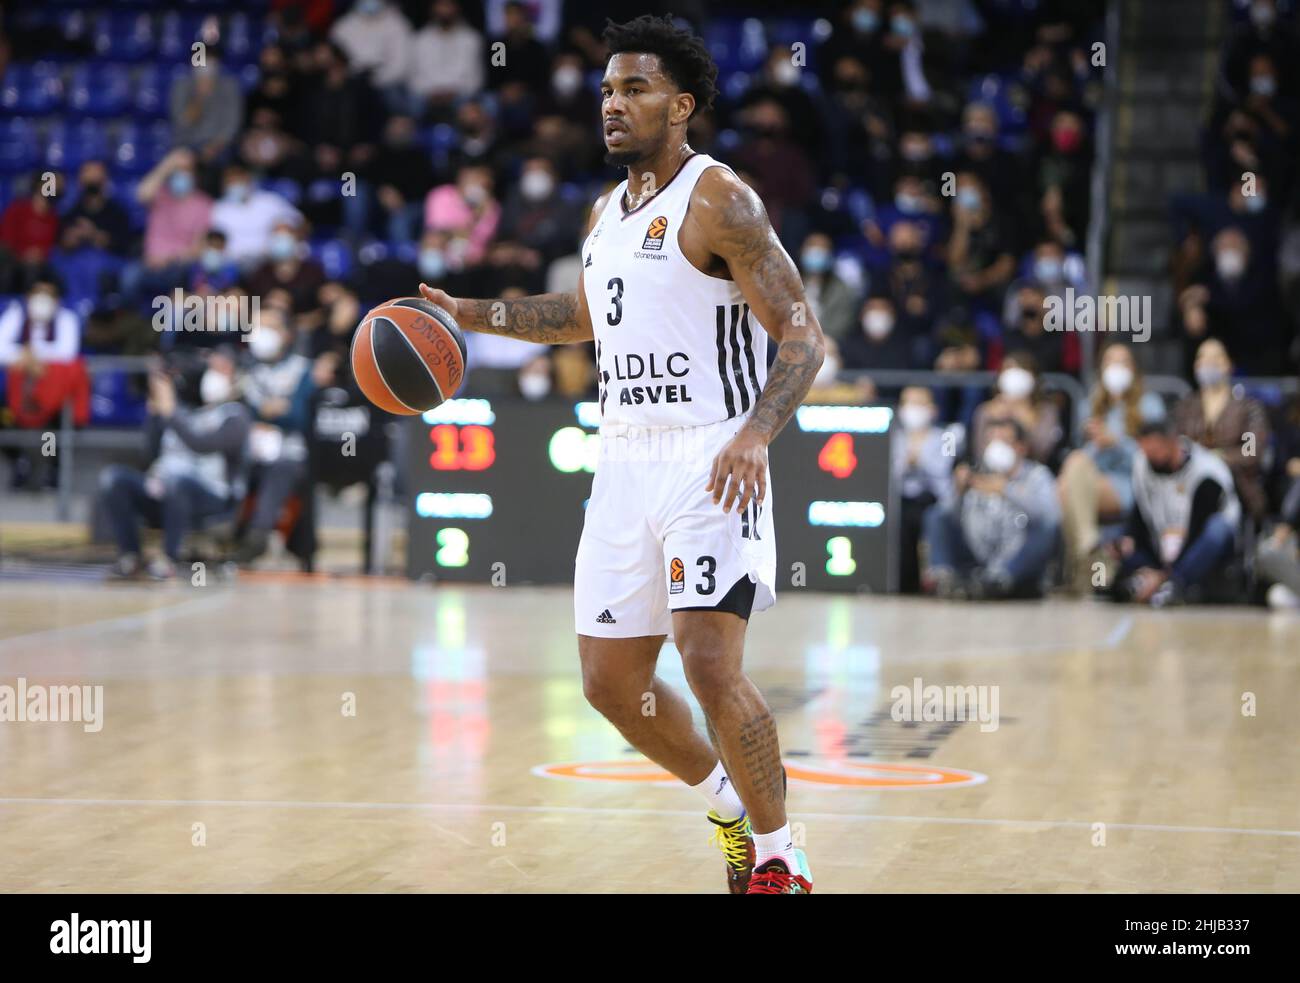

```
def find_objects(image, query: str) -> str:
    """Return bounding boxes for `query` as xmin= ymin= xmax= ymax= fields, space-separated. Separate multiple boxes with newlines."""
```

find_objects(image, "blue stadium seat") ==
xmin=132 ymin=64 xmax=169 ymax=118
xmin=92 ymin=11 xmax=157 ymax=63
xmin=237 ymin=63 xmax=261 ymax=92
xmin=108 ymin=121 xmax=150 ymax=177
xmin=90 ymin=370 xmax=148 ymax=428
xmin=157 ymin=13 xmax=208 ymax=62
xmin=313 ymin=240 xmax=354 ymax=280
xmin=44 ymin=119 xmax=110 ymax=172
xmin=223 ymin=13 xmax=255 ymax=63
xmin=67 ymin=64 xmax=132 ymax=117
xmin=0 ymin=119 xmax=39 ymax=175
xmin=389 ymin=241 xmax=418 ymax=264
xmin=2 ymin=63 xmax=64 ymax=115
xmin=705 ymin=18 xmax=768 ymax=74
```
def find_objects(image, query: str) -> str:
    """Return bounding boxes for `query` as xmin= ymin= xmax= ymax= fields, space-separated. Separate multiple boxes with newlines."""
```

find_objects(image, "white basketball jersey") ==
xmin=581 ymin=153 xmax=768 ymax=427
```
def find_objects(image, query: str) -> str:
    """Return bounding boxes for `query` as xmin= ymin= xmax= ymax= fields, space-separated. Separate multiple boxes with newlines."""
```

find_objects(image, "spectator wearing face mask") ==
xmin=1001 ymin=283 xmax=1069 ymax=374
xmin=363 ymin=115 xmax=438 ymax=244
xmin=169 ymin=50 xmax=244 ymax=164
xmin=799 ymin=233 xmax=859 ymax=342
xmin=734 ymin=99 xmax=816 ymax=240
xmin=425 ymin=164 xmax=501 ymax=267
xmin=211 ymin=164 xmax=303 ymax=267
xmin=60 ymin=160 xmax=130 ymax=256
xmin=243 ymin=220 xmax=327 ymax=331
xmin=99 ymin=353 xmax=251 ymax=580
xmin=1207 ymin=54 xmax=1297 ymax=202
xmin=1178 ymin=226 xmax=1288 ymax=375
xmin=947 ymin=172 xmax=1016 ymax=315
xmin=1220 ymin=0 xmax=1300 ymax=105
xmin=1057 ymin=343 xmax=1167 ymax=593
xmin=840 ymin=295 xmax=928 ymax=373
xmin=0 ymin=277 xmax=89 ymax=487
xmin=489 ymin=158 xmax=581 ymax=289
xmin=970 ymin=349 xmax=1064 ymax=467
xmin=953 ymin=102 xmax=1029 ymax=221
xmin=877 ymin=220 xmax=949 ymax=337
xmin=408 ymin=0 xmax=485 ymax=118
xmin=235 ymin=310 xmax=316 ymax=564
xmin=736 ymin=48 xmax=825 ymax=162
xmin=187 ymin=230 xmax=241 ymax=295
xmin=863 ymin=174 xmax=941 ymax=267
xmin=922 ymin=416 xmax=1061 ymax=599
xmin=1037 ymin=110 xmax=1091 ymax=249
xmin=1111 ymin=419 xmax=1241 ymax=607
xmin=1172 ymin=338 xmax=1271 ymax=521
xmin=1001 ymin=239 xmax=1086 ymax=321
xmin=804 ymin=335 xmax=876 ymax=404
xmin=892 ymin=385 xmax=954 ymax=593
xmin=130 ymin=149 xmax=213 ymax=303
xmin=330 ymin=0 xmax=415 ymax=113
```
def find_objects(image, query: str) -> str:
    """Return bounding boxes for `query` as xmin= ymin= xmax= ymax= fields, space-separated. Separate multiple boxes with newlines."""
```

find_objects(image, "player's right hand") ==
xmin=419 ymin=283 xmax=459 ymax=319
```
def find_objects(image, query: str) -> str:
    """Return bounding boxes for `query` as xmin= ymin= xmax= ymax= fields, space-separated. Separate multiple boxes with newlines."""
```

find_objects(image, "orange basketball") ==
xmin=350 ymin=297 xmax=467 ymax=415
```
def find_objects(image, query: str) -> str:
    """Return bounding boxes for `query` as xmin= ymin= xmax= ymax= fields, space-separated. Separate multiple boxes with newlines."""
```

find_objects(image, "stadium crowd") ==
xmin=0 ymin=0 xmax=1297 ymax=604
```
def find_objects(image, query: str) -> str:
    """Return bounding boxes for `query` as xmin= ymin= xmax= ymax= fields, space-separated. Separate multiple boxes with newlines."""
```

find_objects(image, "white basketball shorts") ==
xmin=574 ymin=413 xmax=777 ymax=638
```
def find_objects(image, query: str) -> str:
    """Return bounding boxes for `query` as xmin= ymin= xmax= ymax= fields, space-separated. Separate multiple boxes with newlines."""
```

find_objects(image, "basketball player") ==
xmin=420 ymin=15 xmax=824 ymax=894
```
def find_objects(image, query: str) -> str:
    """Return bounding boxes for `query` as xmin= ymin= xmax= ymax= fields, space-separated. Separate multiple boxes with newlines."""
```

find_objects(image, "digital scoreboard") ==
xmin=406 ymin=399 xmax=897 ymax=593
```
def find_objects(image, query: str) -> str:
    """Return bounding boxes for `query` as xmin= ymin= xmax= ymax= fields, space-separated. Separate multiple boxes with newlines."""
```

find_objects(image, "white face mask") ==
xmin=998 ymin=366 xmax=1034 ymax=400
xmin=552 ymin=66 xmax=583 ymax=97
xmin=27 ymin=294 xmax=56 ymax=322
xmin=1101 ymin=362 xmax=1134 ymax=397
xmin=1216 ymin=249 xmax=1246 ymax=279
xmin=248 ymin=325 xmax=285 ymax=361
xmin=519 ymin=372 xmax=551 ymax=400
xmin=520 ymin=170 xmax=554 ymax=202
xmin=863 ymin=309 xmax=894 ymax=339
xmin=200 ymin=369 xmax=233 ymax=405
xmin=898 ymin=403 xmax=933 ymax=432
xmin=772 ymin=60 xmax=800 ymax=87
xmin=982 ymin=438 xmax=1017 ymax=474
xmin=813 ymin=354 xmax=840 ymax=388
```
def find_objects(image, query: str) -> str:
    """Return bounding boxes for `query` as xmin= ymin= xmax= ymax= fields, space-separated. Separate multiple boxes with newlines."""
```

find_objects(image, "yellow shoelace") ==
xmin=710 ymin=815 xmax=752 ymax=870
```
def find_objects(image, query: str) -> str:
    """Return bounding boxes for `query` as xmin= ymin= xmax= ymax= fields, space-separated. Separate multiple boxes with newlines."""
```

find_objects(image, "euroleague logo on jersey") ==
xmin=669 ymin=557 xmax=685 ymax=594
xmin=641 ymin=216 xmax=669 ymax=251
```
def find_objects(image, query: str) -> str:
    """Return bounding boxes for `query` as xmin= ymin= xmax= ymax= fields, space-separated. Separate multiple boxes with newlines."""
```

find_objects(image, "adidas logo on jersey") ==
xmin=584 ymin=254 xmax=592 ymax=268
xmin=596 ymin=609 xmax=616 ymax=624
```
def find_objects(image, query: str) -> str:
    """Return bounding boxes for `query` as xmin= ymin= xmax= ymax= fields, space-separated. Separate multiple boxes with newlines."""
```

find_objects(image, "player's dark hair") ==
xmin=602 ymin=14 xmax=718 ymax=119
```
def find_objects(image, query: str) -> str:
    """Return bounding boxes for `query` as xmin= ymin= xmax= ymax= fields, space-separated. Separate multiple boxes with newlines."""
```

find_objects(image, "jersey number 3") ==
xmin=606 ymin=277 xmax=623 ymax=326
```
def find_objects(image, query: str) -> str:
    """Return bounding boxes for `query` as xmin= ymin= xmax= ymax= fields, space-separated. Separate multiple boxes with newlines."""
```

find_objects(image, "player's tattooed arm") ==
xmin=416 ymin=289 xmax=591 ymax=344
xmin=416 ymin=192 xmax=608 ymax=344
xmin=694 ymin=170 xmax=825 ymax=444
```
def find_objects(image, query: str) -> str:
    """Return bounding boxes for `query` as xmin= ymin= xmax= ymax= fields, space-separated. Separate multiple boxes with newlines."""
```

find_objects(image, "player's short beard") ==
xmin=603 ymin=115 xmax=668 ymax=168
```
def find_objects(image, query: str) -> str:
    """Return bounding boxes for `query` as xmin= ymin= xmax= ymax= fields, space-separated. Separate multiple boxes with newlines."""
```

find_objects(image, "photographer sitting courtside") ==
xmin=1110 ymin=419 xmax=1241 ymax=607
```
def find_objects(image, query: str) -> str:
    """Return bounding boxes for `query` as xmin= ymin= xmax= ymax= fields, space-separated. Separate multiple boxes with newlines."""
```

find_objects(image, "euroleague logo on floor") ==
xmin=533 ymin=758 xmax=987 ymax=790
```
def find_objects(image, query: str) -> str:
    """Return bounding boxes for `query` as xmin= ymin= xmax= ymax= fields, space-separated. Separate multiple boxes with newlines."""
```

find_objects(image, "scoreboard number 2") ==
xmin=436 ymin=528 xmax=470 ymax=568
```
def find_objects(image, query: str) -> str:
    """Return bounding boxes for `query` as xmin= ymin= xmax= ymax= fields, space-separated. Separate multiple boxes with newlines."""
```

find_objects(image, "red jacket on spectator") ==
xmin=0 ymin=197 xmax=59 ymax=261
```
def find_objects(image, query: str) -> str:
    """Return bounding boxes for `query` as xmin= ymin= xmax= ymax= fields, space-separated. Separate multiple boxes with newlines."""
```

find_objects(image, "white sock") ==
xmin=753 ymin=824 xmax=796 ymax=869
xmin=692 ymin=761 xmax=744 ymax=821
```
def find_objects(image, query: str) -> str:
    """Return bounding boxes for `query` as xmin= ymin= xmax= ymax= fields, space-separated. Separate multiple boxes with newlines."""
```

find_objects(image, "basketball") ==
xmin=349 ymin=297 xmax=467 ymax=415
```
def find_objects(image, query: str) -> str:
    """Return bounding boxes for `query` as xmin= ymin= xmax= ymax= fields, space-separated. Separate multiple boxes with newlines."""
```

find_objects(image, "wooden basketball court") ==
xmin=1 ymin=578 xmax=1297 ymax=893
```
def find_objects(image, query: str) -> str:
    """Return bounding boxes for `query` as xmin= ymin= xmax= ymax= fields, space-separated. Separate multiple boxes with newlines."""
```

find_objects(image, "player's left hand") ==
xmin=707 ymin=428 xmax=767 ymax=514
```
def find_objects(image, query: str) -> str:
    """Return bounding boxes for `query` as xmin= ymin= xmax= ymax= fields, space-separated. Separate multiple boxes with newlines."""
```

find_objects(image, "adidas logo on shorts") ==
xmin=596 ymin=609 xmax=616 ymax=624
